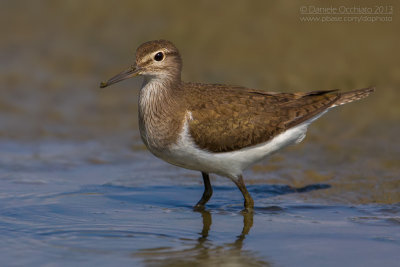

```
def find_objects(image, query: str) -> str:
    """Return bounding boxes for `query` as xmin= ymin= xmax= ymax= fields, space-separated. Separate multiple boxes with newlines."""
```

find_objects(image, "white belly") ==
xmin=152 ymin=111 xmax=327 ymax=179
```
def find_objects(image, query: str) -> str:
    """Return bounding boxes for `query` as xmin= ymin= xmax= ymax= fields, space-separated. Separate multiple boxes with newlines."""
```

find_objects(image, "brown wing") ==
xmin=185 ymin=83 xmax=339 ymax=153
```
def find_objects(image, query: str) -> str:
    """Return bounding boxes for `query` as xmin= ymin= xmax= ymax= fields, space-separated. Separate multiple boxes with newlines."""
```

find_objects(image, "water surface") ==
xmin=0 ymin=141 xmax=399 ymax=266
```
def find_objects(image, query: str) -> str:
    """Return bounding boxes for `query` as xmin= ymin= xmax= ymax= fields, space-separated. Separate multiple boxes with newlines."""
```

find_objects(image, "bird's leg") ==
xmin=194 ymin=172 xmax=213 ymax=210
xmin=233 ymin=175 xmax=254 ymax=213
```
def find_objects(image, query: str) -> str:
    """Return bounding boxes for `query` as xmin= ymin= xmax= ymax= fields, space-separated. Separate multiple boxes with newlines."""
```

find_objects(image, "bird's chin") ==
xmin=142 ymin=71 xmax=171 ymax=80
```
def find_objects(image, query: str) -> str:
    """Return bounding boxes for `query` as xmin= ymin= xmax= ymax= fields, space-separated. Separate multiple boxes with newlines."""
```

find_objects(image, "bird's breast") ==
xmin=138 ymin=80 xmax=184 ymax=152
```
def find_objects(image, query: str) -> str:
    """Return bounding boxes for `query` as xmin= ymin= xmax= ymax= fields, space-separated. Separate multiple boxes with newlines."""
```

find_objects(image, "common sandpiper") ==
xmin=100 ymin=39 xmax=374 ymax=212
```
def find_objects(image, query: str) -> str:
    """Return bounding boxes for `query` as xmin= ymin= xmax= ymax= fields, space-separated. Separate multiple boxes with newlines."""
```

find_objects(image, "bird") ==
xmin=100 ymin=39 xmax=374 ymax=212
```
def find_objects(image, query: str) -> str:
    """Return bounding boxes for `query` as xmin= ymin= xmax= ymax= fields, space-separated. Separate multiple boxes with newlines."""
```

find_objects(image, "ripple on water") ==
xmin=0 ymin=140 xmax=400 ymax=266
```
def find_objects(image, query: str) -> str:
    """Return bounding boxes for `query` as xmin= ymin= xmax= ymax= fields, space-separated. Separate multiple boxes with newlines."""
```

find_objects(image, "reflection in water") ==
xmin=235 ymin=211 xmax=253 ymax=247
xmin=198 ymin=210 xmax=211 ymax=242
xmin=134 ymin=211 xmax=269 ymax=266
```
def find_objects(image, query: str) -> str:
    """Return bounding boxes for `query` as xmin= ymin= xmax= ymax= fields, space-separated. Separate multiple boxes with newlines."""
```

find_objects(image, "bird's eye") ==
xmin=154 ymin=52 xmax=164 ymax=61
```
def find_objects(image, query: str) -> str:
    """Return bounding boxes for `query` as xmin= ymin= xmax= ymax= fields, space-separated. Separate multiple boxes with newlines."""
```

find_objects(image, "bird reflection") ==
xmin=133 ymin=210 xmax=268 ymax=266
xmin=196 ymin=209 xmax=254 ymax=249
xmin=198 ymin=209 xmax=212 ymax=242
xmin=235 ymin=210 xmax=254 ymax=247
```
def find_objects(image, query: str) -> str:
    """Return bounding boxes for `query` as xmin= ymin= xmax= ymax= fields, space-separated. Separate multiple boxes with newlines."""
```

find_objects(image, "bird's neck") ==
xmin=139 ymin=74 xmax=180 ymax=108
xmin=138 ymin=75 xmax=184 ymax=149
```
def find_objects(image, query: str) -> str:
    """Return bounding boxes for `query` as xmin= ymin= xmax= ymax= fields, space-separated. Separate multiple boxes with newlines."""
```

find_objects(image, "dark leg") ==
xmin=233 ymin=175 xmax=254 ymax=212
xmin=194 ymin=172 xmax=213 ymax=210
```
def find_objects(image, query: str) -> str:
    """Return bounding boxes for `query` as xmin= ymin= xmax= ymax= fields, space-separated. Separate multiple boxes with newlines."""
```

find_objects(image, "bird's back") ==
xmin=182 ymin=83 xmax=374 ymax=153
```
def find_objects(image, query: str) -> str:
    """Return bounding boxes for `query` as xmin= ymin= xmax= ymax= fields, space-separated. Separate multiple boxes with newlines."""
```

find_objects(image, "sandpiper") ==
xmin=100 ymin=40 xmax=374 ymax=212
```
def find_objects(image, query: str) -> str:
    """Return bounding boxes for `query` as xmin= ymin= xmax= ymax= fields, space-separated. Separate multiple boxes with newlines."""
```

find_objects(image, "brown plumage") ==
xmin=183 ymin=85 xmax=374 ymax=153
xmin=134 ymin=80 xmax=375 ymax=153
xmin=100 ymin=39 xmax=374 ymax=212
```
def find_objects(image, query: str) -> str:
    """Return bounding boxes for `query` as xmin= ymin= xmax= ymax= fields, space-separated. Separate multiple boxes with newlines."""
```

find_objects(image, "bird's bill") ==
xmin=100 ymin=65 xmax=140 ymax=88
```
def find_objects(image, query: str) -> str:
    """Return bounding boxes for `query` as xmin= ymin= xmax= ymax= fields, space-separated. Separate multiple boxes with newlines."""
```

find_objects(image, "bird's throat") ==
xmin=138 ymin=76 xmax=183 ymax=150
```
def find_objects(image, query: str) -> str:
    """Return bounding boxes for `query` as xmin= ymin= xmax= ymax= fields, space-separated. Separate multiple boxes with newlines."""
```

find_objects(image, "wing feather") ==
xmin=184 ymin=83 xmax=339 ymax=153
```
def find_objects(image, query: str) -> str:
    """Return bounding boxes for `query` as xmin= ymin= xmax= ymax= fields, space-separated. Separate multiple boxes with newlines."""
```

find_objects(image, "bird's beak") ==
xmin=100 ymin=65 xmax=141 ymax=88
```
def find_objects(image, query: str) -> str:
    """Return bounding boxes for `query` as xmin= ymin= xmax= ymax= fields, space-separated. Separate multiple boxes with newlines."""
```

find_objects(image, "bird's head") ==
xmin=100 ymin=40 xmax=182 ymax=88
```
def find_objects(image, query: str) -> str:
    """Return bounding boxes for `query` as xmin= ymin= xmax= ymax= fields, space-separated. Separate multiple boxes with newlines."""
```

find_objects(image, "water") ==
xmin=0 ymin=141 xmax=399 ymax=266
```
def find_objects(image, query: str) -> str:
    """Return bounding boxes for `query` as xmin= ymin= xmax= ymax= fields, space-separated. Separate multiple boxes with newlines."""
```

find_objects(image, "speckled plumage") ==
xmin=185 ymin=84 xmax=340 ymax=153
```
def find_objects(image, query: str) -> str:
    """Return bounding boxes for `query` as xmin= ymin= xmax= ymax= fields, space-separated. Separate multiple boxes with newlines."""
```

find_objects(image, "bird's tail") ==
xmin=332 ymin=87 xmax=375 ymax=107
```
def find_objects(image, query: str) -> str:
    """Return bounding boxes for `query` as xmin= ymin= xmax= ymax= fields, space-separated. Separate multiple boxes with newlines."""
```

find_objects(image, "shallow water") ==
xmin=0 ymin=140 xmax=399 ymax=266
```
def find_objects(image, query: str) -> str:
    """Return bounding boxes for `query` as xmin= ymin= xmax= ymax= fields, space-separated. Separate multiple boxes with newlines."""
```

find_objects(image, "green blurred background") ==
xmin=1 ymin=0 xmax=399 ymax=203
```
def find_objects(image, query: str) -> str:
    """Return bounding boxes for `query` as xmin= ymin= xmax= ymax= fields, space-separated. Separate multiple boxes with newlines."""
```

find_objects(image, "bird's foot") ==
xmin=193 ymin=204 xmax=206 ymax=212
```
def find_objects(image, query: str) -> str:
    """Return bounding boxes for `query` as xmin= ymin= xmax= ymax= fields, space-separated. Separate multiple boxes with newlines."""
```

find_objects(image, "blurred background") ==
xmin=0 ymin=0 xmax=399 ymax=203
